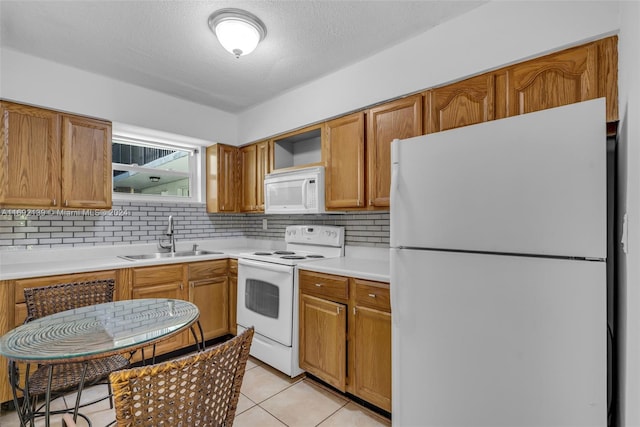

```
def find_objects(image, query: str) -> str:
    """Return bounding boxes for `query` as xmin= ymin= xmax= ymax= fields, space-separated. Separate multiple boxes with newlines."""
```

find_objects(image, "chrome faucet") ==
xmin=158 ymin=215 xmax=176 ymax=253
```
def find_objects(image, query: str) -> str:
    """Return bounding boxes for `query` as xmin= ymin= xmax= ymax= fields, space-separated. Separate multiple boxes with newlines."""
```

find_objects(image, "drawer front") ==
xmin=229 ymin=259 xmax=238 ymax=276
xmin=14 ymin=270 xmax=117 ymax=303
xmin=354 ymin=279 xmax=391 ymax=312
xmin=188 ymin=260 xmax=228 ymax=281
xmin=133 ymin=264 xmax=183 ymax=287
xmin=300 ymin=270 xmax=348 ymax=302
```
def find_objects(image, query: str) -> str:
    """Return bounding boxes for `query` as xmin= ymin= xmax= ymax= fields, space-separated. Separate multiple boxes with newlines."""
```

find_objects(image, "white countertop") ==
xmin=0 ymin=238 xmax=281 ymax=281
xmin=298 ymin=246 xmax=390 ymax=282
xmin=0 ymin=240 xmax=390 ymax=282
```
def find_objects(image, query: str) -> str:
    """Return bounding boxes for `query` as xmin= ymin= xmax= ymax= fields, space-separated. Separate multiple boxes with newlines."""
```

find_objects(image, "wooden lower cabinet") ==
xmin=352 ymin=282 xmax=392 ymax=412
xmin=188 ymin=260 xmax=229 ymax=343
xmin=132 ymin=264 xmax=188 ymax=359
xmin=0 ymin=281 xmax=14 ymax=404
xmin=298 ymin=270 xmax=391 ymax=412
xmin=0 ymin=260 xmax=240 ymax=404
xmin=0 ymin=270 xmax=118 ymax=403
xmin=299 ymin=294 xmax=347 ymax=391
xmin=229 ymin=259 xmax=238 ymax=335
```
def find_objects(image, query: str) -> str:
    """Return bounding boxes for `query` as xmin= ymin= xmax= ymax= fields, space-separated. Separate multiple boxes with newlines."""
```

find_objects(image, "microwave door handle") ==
xmin=302 ymin=179 xmax=309 ymax=208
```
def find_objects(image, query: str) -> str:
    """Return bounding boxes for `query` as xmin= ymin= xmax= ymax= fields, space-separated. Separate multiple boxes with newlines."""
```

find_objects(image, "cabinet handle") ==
xmin=353 ymin=307 xmax=357 ymax=315
xmin=368 ymin=293 xmax=377 ymax=298
xmin=64 ymin=200 xmax=69 ymax=207
xmin=315 ymin=283 xmax=323 ymax=287
xmin=337 ymin=306 xmax=342 ymax=314
xmin=52 ymin=198 xmax=56 ymax=206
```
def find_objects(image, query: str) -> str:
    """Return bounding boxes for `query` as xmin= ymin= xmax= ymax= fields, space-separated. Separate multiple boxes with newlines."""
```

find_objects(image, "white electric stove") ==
xmin=236 ymin=225 xmax=345 ymax=377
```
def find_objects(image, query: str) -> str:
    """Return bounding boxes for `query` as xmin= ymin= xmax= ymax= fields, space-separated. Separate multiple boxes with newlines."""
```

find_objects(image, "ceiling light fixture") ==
xmin=149 ymin=176 xmax=160 ymax=183
xmin=208 ymin=8 xmax=267 ymax=58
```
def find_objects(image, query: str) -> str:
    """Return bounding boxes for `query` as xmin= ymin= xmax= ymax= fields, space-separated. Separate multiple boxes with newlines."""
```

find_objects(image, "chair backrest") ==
xmin=24 ymin=279 xmax=116 ymax=322
xmin=109 ymin=327 xmax=254 ymax=427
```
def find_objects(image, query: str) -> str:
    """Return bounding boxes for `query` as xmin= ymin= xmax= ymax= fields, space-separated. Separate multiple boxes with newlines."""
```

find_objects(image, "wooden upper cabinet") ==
xmin=324 ymin=112 xmax=365 ymax=209
xmin=597 ymin=36 xmax=618 ymax=124
xmin=0 ymin=102 xmax=61 ymax=208
xmin=61 ymin=114 xmax=112 ymax=209
xmin=239 ymin=140 xmax=271 ymax=212
xmin=206 ymin=143 xmax=238 ymax=213
xmin=0 ymin=101 xmax=112 ymax=209
xmin=255 ymin=140 xmax=271 ymax=211
xmin=506 ymin=41 xmax=599 ymax=117
xmin=240 ymin=144 xmax=257 ymax=212
xmin=425 ymin=73 xmax=496 ymax=134
xmin=366 ymin=94 xmax=422 ymax=208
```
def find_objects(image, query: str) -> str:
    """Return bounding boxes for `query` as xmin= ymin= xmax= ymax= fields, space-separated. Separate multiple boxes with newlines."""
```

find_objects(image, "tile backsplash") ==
xmin=0 ymin=202 xmax=389 ymax=250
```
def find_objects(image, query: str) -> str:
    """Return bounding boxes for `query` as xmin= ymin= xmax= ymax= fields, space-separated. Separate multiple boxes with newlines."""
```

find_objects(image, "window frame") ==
xmin=111 ymin=123 xmax=208 ymax=204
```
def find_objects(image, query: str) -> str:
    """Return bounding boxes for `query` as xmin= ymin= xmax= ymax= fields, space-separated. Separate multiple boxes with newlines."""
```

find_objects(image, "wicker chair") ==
xmin=101 ymin=327 xmax=254 ymax=427
xmin=22 ymin=280 xmax=130 ymax=406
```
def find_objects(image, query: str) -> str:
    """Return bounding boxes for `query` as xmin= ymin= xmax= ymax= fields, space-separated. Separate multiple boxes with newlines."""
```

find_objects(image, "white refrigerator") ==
xmin=390 ymin=98 xmax=607 ymax=426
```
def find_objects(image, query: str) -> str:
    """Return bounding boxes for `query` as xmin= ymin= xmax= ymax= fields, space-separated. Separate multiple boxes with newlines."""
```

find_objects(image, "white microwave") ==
xmin=264 ymin=166 xmax=326 ymax=214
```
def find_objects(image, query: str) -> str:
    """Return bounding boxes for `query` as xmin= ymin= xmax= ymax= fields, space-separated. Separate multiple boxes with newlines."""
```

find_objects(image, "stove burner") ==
xmin=280 ymin=255 xmax=306 ymax=260
xmin=305 ymin=254 xmax=325 ymax=258
xmin=274 ymin=250 xmax=296 ymax=255
xmin=253 ymin=251 xmax=273 ymax=256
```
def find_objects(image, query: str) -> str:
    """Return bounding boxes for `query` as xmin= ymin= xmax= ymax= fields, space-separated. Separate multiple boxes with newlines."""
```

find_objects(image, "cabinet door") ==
xmin=353 ymin=305 xmax=392 ymax=412
xmin=299 ymin=294 xmax=347 ymax=391
xmin=425 ymin=74 xmax=495 ymax=134
xmin=0 ymin=102 xmax=61 ymax=208
xmin=228 ymin=259 xmax=238 ymax=335
xmin=229 ymin=275 xmax=237 ymax=336
xmin=255 ymin=140 xmax=271 ymax=211
xmin=0 ymin=282 xmax=12 ymax=403
xmin=219 ymin=144 xmax=238 ymax=212
xmin=132 ymin=265 xmax=187 ymax=358
xmin=189 ymin=277 xmax=229 ymax=343
xmin=240 ymin=144 xmax=257 ymax=212
xmin=324 ymin=112 xmax=365 ymax=209
xmin=367 ymin=95 xmax=422 ymax=208
xmin=61 ymin=115 xmax=112 ymax=209
xmin=132 ymin=281 xmax=188 ymax=357
xmin=506 ymin=42 xmax=598 ymax=117
xmin=206 ymin=144 xmax=238 ymax=213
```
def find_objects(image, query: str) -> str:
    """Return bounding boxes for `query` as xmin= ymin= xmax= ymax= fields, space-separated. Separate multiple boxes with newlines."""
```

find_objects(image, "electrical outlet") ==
xmin=262 ymin=218 xmax=268 ymax=230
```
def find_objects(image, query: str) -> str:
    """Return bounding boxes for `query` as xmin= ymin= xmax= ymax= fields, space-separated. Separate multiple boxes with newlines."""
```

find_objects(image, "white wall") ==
xmin=618 ymin=2 xmax=640 ymax=425
xmin=0 ymin=48 xmax=238 ymax=145
xmin=238 ymin=1 xmax=619 ymax=144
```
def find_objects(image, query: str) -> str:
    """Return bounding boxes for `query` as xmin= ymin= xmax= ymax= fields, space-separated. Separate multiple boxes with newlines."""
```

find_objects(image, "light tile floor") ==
xmin=0 ymin=357 xmax=391 ymax=427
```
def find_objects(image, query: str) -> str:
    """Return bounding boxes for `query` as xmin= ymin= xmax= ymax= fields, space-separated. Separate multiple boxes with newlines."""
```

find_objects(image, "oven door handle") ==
xmin=239 ymin=258 xmax=295 ymax=273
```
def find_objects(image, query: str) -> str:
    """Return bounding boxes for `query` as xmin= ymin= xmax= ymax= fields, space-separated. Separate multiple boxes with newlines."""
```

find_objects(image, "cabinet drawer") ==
xmin=133 ymin=264 xmax=183 ymax=287
xmin=188 ymin=260 xmax=227 ymax=281
xmin=300 ymin=270 xmax=348 ymax=302
xmin=354 ymin=279 xmax=390 ymax=312
xmin=229 ymin=259 xmax=238 ymax=276
xmin=14 ymin=270 xmax=117 ymax=303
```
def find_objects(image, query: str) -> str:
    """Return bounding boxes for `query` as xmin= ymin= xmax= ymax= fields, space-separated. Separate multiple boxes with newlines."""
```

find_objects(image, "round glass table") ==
xmin=0 ymin=298 xmax=202 ymax=427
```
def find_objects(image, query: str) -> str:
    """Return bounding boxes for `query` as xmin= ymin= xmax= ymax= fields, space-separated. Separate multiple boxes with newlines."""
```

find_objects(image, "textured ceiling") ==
xmin=0 ymin=1 xmax=485 ymax=113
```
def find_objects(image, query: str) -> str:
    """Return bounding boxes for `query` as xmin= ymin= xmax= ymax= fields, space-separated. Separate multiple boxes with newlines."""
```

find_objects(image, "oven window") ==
xmin=245 ymin=279 xmax=279 ymax=319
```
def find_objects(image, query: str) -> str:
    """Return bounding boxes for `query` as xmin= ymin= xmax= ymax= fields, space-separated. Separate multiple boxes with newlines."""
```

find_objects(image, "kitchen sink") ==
xmin=119 ymin=250 xmax=224 ymax=261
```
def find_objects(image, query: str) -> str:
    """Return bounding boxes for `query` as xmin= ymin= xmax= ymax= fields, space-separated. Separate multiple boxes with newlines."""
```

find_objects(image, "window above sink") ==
xmin=111 ymin=123 xmax=208 ymax=204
